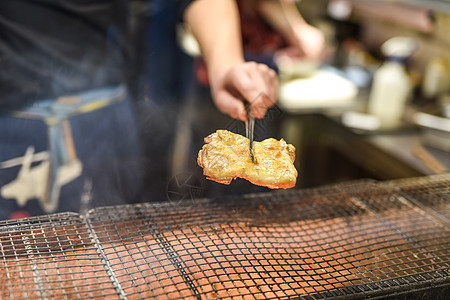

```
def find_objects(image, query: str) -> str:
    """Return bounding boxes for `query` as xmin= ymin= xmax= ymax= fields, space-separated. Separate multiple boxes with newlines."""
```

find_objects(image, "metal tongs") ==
xmin=245 ymin=103 xmax=256 ymax=163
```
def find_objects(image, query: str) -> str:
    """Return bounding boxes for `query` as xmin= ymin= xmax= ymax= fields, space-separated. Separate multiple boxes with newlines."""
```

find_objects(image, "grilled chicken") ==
xmin=197 ymin=130 xmax=297 ymax=189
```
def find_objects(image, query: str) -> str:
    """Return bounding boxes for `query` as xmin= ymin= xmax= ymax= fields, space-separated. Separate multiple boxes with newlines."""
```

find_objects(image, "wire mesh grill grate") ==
xmin=0 ymin=212 xmax=119 ymax=299
xmin=388 ymin=174 xmax=450 ymax=222
xmin=1 ymin=178 xmax=449 ymax=299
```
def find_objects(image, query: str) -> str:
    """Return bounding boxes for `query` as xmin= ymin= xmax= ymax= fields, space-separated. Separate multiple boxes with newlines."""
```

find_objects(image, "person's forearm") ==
xmin=257 ymin=0 xmax=306 ymax=46
xmin=184 ymin=0 xmax=244 ymax=79
xmin=184 ymin=0 xmax=278 ymax=120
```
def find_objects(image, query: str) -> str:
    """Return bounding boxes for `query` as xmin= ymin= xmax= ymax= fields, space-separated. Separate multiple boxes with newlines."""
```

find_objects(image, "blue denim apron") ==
xmin=0 ymin=86 xmax=143 ymax=220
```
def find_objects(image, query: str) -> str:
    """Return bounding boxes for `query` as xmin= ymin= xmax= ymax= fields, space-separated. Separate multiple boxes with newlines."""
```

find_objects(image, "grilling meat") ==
xmin=197 ymin=130 xmax=297 ymax=189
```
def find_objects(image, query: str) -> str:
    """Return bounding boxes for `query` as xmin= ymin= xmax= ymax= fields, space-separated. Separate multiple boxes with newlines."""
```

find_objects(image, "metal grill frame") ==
xmin=0 ymin=177 xmax=449 ymax=299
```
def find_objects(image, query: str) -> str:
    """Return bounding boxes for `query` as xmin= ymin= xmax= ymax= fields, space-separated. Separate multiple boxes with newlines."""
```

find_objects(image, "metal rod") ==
xmin=135 ymin=207 xmax=202 ymax=300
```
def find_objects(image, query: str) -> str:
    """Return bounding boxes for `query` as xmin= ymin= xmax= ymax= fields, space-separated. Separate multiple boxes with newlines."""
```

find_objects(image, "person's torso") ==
xmin=0 ymin=0 xmax=129 ymax=110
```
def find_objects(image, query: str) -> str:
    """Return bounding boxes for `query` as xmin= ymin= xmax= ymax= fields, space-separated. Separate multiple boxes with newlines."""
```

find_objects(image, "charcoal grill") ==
xmin=1 ymin=175 xmax=449 ymax=299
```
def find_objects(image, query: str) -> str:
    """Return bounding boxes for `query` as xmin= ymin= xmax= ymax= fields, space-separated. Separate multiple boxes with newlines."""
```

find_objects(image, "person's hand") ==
xmin=289 ymin=22 xmax=325 ymax=62
xmin=209 ymin=62 xmax=278 ymax=121
xmin=184 ymin=0 xmax=277 ymax=120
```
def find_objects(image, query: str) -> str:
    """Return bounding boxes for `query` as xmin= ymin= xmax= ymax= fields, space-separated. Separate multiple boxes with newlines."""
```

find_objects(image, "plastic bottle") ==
xmin=367 ymin=37 xmax=417 ymax=129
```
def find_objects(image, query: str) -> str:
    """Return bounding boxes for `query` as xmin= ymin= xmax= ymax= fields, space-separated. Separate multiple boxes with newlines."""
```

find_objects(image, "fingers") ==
xmin=294 ymin=25 xmax=325 ymax=62
xmin=214 ymin=90 xmax=246 ymax=121
xmin=229 ymin=62 xmax=278 ymax=119
xmin=211 ymin=61 xmax=278 ymax=120
xmin=247 ymin=64 xmax=277 ymax=118
xmin=252 ymin=64 xmax=278 ymax=118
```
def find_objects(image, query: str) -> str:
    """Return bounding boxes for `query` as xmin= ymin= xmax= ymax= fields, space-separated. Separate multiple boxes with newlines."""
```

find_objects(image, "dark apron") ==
xmin=0 ymin=85 xmax=143 ymax=220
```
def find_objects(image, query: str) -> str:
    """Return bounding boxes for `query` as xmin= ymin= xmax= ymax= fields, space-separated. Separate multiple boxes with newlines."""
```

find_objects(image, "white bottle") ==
xmin=367 ymin=37 xmax=416 ymax=129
